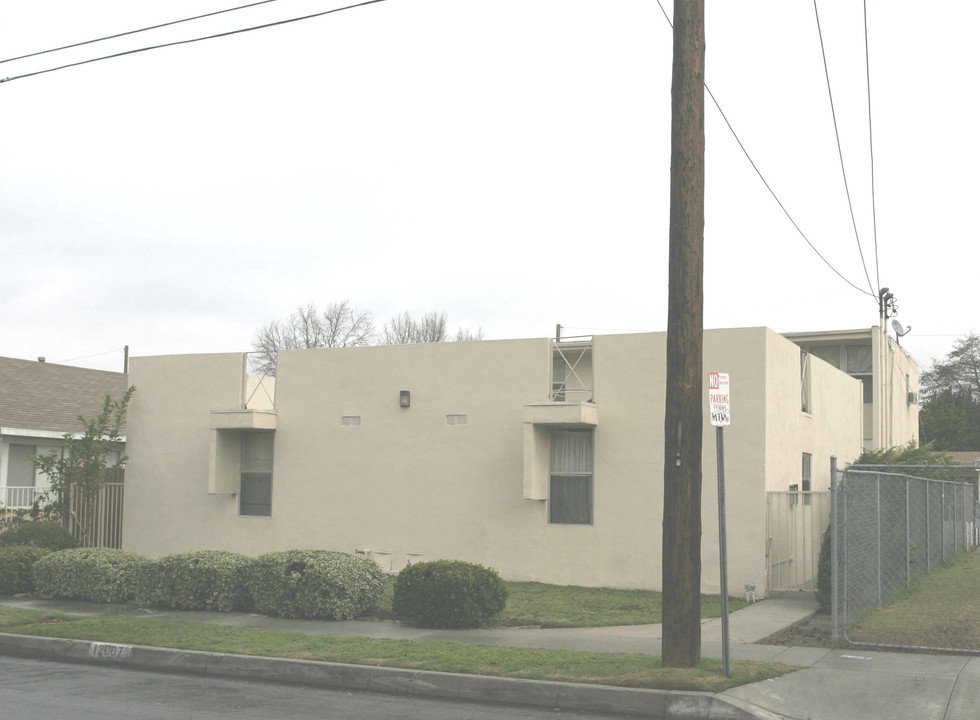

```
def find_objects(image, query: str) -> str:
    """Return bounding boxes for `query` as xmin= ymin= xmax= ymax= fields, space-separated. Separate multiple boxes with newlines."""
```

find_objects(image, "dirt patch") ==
xmin=762 ymin=612 xmax=835 ymax=647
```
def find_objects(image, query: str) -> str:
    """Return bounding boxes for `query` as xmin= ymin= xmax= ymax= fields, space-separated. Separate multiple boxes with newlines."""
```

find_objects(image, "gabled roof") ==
xmin=0 ymin=356 xmax=129 ymax=434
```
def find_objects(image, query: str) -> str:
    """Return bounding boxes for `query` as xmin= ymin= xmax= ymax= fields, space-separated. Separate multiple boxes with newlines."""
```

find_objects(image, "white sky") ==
xmin=1 ymin=1 xmax=976 ymax=373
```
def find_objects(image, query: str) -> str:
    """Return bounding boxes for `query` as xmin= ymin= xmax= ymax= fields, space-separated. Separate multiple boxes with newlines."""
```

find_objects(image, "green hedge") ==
xmin=32 ymin=548 xmax=149 ymax=603
xmin=0 ymin=522 xmax=78 ymax=551
xmin=138 ymin=550 xmax=254 ymax=612
xmin=248 ymin=550 xmax=386 ymax=620
xmin=0 ymin=546 xmax=52 ymax=595
xmin=393 ymin=560 xmax=507 ymax=628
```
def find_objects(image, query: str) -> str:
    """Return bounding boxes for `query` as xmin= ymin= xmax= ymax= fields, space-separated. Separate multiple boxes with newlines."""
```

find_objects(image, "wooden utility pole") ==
xmin=661 ymin=0 xmax=705 ymax=668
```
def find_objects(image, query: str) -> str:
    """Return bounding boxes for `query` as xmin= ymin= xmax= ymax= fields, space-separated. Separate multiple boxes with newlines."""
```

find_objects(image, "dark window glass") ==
xmin=549 ymin=474 xmax=592 ymax=524
xmin=240 ymin=473 xmax=272 ymax=517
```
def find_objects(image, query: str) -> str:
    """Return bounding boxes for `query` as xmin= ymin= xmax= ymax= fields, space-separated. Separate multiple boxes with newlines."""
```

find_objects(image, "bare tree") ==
xmin=379 ymin=311 xmax=483 ymax=345
xmin=378 ymin=311 xmax=434 ymax=345
xmin=251 ymin=301 xmax=374 ymax=375
xmin=452 ymin=327 xmax=484 ymax=342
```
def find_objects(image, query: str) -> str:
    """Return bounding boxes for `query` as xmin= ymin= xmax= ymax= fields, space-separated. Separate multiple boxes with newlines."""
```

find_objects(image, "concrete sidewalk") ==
xmin=2 ymin=592 xmax=978 ymax=719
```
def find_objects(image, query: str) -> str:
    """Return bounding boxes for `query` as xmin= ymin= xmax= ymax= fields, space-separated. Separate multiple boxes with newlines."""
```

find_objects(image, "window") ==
xmin=845 ymin=345 xmax=874 ymax=403
xmin=845 ymin=345 xmax=872 ymax=374
xmin=549 ymin=429 xmax=593 ymax=524
xmin=341 ymin=415 xmax=361 ymax=426
xmin=7 ymin=444 xmax=37 ymax=487
xmin=809 ymin=344 xmax=840 ymax=369
xmin=446 ymin=414 xmax=467 ymax=426
xmin=802 ymin=452 xmax=812 ymax=506
xmin=800 ymin=350 xmax=811 ymax=413
xmin=240 ymin=432 xmax=273 ymax=517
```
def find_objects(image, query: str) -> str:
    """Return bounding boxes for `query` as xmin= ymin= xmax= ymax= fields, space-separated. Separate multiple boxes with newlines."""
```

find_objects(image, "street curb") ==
xmin=0 ymin=632 xmax=787 ymax=719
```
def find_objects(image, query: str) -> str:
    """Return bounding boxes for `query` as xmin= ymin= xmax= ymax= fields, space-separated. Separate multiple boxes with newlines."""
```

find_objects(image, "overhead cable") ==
xmin=0 ymin=0 xmax=387 ymax=85
xmin=655 ymin=0 xmax=876 ymax=299
xmin=863 ymin=0 xmax=882 ymax=292
xmin=813 ymin=0 xmax=876 ymax=297
xmin=0 ymin=0 xmax=285 ymax=66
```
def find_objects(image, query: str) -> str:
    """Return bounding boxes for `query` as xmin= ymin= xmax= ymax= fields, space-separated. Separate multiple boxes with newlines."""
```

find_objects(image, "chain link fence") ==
xmin=830 ymin=462 xmax=977 ymax=650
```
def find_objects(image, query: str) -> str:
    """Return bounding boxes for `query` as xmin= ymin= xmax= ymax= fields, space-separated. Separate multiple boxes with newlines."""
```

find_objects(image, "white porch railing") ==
xmin=2 ymin=485 xmax=50 ymax=509
xmin=551 ymin=336 xmax=593 ymax=402
xmin=2 ymin=481 xmax=125 ymax=550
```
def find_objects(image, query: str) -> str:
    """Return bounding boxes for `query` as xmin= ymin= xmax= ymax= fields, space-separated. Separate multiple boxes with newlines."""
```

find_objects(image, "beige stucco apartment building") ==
xmin=122 ymin=327 xmax=900 ymax=595
xmin=786 ymin=327 xmax=920 ymax=452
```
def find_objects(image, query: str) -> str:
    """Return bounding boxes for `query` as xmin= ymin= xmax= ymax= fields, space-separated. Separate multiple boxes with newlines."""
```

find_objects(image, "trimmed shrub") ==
xmin=32 ymin=547 xmax=149 ymax=603
xmin=0 ymin=546 xmax=52 ymax=595
xmin=137 ymin=550 xmax=254 ymax=612
xmin=248 ymin=550 xmax=386 ymax=620
xmin=393 ymin=560 xmax=507 ymax=628
xmin=0 ymin=522 xmax=78 ymax=551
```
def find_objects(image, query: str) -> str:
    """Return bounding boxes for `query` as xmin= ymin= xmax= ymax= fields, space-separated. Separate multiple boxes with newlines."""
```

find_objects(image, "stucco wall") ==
xmin=123 ymin=329 xmax=865 ymax=594
xmin=882 ymin=335 xmax=919 ymax=449
xmin=764 ymin=332 xmax=863 ymax=494
xmin=271 ymin=338 xmax=549 ymax=573
xmin=124 ymin=352 xmax=250 ymax=556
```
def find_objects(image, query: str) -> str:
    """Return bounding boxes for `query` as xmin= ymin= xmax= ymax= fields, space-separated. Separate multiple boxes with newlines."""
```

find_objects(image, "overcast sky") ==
xmin=2 ymin=0 xmax=975 ymax=374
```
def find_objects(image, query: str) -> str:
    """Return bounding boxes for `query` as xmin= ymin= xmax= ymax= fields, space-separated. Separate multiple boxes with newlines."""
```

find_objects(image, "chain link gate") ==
xmin=830 ymin=460 xmax=978 ymax=651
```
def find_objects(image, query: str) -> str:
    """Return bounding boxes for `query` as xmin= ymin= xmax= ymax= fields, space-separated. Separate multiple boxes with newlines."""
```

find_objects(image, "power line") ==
xmin=863 ymin=0 xmax=882 ymax=293
xmin=51 ymin=348 xmax=124 ymax=364
xmin=655 ymin=0 xmax=876 ymax=299
xmin=812 ymin=0 xmax=876 ymax=298
xmin=705 ymin=85 xmax=875 ymax=300
xmin=0 ymin=0 xmax=387 ymax=85
xmin=0 ymin=0 xmax=285 ymax=66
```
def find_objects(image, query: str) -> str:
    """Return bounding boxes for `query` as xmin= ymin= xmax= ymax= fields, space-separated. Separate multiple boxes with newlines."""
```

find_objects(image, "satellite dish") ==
xmin=891 ymin=319 xmax=910 ymax=338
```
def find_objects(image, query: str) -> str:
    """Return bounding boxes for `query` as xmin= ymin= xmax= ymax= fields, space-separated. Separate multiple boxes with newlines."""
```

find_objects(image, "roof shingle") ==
xmin=0 ymin=356 xmax=129 ymax=434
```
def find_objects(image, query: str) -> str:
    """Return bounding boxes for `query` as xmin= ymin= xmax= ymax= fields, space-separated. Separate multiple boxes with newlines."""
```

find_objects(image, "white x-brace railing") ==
xmin=551 ymin=336 xmax=593 ymax=401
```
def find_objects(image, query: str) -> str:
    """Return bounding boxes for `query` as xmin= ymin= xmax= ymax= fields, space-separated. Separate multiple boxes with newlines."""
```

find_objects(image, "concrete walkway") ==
xmin=2 ymin=592 xmax=978 ymax=719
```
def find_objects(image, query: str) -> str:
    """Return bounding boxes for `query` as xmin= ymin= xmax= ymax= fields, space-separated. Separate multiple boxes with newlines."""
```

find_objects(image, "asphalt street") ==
xmin=0 ymin=655 xmax=622 ymax=720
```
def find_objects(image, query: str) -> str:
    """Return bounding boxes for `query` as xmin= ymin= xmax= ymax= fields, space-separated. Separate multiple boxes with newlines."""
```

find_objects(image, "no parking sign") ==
xmin=708 ymin=371 xmax=730 ymax=426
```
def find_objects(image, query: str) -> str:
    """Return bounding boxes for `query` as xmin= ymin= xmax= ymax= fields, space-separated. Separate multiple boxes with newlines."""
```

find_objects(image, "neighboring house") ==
xmin=946 ymin=451 xmax=980 ymax=489
xmin=786 ymin=326 xmax=920 ymax=452
xmin=0 ymin=356 xmax=129 ymax=510
xmin=947 ymin=451 xmax=980 ymax=466
xmin=124 ymin=328 xmax=877 ymax=595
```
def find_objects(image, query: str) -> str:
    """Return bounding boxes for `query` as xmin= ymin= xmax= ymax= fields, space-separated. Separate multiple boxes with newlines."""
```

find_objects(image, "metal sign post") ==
xmin=708 ymin=371 xmax=731 ymax=677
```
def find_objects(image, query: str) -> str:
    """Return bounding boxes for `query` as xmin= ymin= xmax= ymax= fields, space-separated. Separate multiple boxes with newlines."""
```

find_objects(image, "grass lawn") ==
xmin=0 ymin=579 xmax=770 ymax=691
xmin=374 ymin=578 xmax=747 ymax=628
xmin=847 ymin=550 xmax=980 ymax=650
xmin=0 ymin=607 xmax=792 ymax=692
xmin=497 ymin=581 xmax=747 ymax=628
xmin=767 ymin=550 xmax=980 ymax=651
